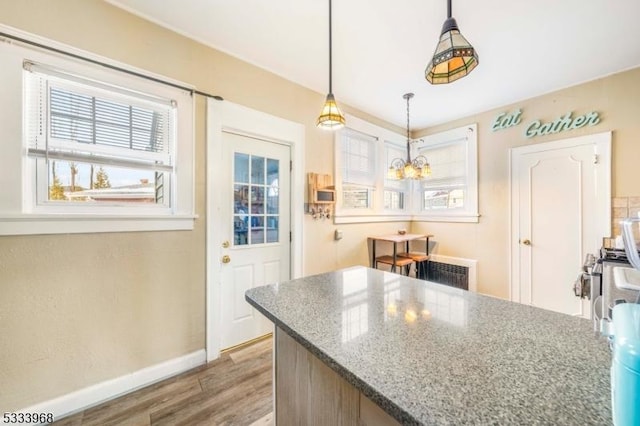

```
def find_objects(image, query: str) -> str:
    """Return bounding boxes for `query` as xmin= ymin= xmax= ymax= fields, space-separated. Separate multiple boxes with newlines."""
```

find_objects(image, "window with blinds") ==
xmin=24 ymin=61 xmax=175 ymax=208
xmin=417 ymin=140 xmax=467 ymax=210
xmin=339 ymin=128 xmax=377 ymax=209
xmin=384 ymin=141 xmax=408 ymax=210
xmin=414 ymin=124 xmax=478 ymax=221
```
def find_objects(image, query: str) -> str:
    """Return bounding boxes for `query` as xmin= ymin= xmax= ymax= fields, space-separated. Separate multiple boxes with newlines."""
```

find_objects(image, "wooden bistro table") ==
xmin=369 ymin=233 xmax=433 ymax=275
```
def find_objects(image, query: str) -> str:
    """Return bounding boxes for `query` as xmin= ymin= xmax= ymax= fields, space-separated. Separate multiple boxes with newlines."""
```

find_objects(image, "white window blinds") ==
xmin=340 ymin=128 xmax=377 ymax=187
xmin=418 ymin=138 xmax=468 ymax=188
xmin=384 ymin=141 xmax=408 ymax=190
xmin=24 ymin=61 xmax=175 ymax=173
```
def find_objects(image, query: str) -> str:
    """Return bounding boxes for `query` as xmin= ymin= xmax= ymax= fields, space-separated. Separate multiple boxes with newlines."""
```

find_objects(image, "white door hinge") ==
xmin=594 ymin=154 xmax=599 ymax=164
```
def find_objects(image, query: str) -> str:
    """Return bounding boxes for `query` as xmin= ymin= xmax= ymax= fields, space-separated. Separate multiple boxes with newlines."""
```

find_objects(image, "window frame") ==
xmin=412 ymin=124 xmax=479 ymax=223
xmin=0 ymin=30 xmax=195 ymax=236
xmin=334 ymin=114 xmax=411 ymax=223
xmin=337 ymin=127 xmax=378 ymax=212
xmin=383 ymin=140 xmax=410 ymax=212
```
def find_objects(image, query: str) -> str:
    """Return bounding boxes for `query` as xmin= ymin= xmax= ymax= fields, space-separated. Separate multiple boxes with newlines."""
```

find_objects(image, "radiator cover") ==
xmin=425 ymin=261 xmax=469 ymax=290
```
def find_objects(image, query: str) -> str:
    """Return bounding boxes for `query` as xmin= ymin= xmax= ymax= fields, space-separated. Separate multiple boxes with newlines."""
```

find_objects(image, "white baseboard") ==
xmin=17 ymin=349 xmax=206 ymax=422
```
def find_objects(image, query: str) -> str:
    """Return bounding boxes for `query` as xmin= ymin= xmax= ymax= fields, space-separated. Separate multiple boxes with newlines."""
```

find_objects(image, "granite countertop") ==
xmin=245 ymin=266 xmax=612 ymax=425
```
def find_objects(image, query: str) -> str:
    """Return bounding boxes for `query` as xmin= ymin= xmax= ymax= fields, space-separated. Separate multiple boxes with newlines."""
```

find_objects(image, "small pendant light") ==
xmin=316 ymin=0 xmax=346 ymax=130
xmin=425 ymin=0 xmax=479 ymax=84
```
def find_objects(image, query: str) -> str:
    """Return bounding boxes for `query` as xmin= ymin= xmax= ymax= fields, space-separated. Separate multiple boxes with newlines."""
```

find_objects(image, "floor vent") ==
xmin=426 ymin=261 xmax=469 ymax=290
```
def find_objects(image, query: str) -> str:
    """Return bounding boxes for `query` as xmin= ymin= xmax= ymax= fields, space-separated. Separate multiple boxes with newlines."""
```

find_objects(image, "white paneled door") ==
xmin=510 ymin=132 xmax=611 ymax=318
xmin=219 ymin=132 xmax=291 ymax=350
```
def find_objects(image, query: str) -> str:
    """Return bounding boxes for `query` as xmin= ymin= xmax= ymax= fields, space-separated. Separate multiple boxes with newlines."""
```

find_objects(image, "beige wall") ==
xmin=1 ymin=0 xmax=639 ymax=414
xmin=0 ymin=0 xmax=407 ymax=412
xmin=412 ymin=66 xmax=640 ymax=298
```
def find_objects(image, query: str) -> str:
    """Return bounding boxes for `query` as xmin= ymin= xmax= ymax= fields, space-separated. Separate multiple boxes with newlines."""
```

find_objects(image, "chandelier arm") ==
xmin=389 ymin=158 xmax=405 ymax=169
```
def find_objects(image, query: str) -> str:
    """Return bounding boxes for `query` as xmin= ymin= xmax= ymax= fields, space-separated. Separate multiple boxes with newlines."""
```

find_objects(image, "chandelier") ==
xmin=387 ymin=93 xmax=431 ymax=180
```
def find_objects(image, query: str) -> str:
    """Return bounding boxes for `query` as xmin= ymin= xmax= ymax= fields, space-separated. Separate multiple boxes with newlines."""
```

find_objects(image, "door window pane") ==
xmin=234 ymin=215 xmax=248 ymax=245
xmin=267 ymin=193 xmax=278 ymax=214
xmin=251 ymin=156 xmax=265 ymax=184
xmin=251 ymin=186 xmax=264 ymax=214
xmin=234 ymin=153 xmax=249 ymax=183
xmin=267 ymin=159 xmax=279 ymax=214
xmin=234 ymin=184 xmax=249 ymax=214
xmin=267 ymin=159 xmax=279 ymax=185
xmin=266 ymin=216 xmax=279 ymax=243
xmin=250 ymin=215 xmax=264 ymax=244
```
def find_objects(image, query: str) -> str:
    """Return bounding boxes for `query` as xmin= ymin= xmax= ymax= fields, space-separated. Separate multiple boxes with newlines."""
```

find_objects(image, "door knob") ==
xmin=222 ymin=255 xmax=231 ymax=264
xmin=522 ymin=239 xmax=531 ymax=246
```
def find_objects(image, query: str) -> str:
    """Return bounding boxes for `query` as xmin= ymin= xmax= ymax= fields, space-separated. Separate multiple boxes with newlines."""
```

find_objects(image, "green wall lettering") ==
xmin=524 ymin=111 xmax=601 ymax=138
xmin=491 ymin=109 xmax=522 ymax=132
xmin=492 ymin=108 xmax=601 ymax=138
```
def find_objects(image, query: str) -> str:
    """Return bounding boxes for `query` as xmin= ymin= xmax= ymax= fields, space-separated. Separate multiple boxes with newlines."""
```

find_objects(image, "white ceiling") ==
xmin=107 ymin=0 xmax=640 ymax=129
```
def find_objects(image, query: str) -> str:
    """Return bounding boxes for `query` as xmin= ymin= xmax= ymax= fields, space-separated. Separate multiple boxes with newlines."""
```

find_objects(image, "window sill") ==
xmin=333 ymin=214 xmax=412 ymax=224
xmin=0 ymin=214 xmax=197 ymax=236
xmin=411 ymin=213 xmax=480 ymax=223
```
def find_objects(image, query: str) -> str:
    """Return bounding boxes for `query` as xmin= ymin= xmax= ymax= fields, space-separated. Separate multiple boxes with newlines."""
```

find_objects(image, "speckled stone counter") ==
xmin=245 ymin=266 xmax=612 ymax=425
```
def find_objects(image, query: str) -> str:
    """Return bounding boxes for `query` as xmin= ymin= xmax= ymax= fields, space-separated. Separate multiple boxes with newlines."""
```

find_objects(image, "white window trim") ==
xmin=0 ymin=25 xmax=196 ymax=235
xmin=334 ymin=114 xmax=411 ymax=224
xmin=383 ymin=140 xmax=410 ymax=212
xmin=412 ymin=124 xmax=479 ymax=223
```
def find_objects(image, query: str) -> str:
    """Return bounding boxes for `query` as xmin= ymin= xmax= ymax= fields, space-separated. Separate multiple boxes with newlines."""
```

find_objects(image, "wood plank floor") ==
xmin=53 ymin=336 xmax=274 ymax=426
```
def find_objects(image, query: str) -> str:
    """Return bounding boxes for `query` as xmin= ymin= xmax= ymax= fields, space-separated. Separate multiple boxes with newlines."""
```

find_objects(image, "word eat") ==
xmin=491 ymin=109 xmax=522 ymax=131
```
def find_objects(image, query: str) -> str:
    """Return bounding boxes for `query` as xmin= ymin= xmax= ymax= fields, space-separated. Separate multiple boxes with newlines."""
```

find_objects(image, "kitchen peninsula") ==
xmin=245 ymin=267 xmax=612 ymax=425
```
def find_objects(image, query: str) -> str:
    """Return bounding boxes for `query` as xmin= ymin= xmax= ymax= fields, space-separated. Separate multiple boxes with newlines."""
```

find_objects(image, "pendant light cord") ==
xmin=447 ymin=0 xmax=452 ymax=18
xmin=405 ymin=94 xmax=412 ymax=163
xmin=329 ymin=0 xmax=333 ymax=94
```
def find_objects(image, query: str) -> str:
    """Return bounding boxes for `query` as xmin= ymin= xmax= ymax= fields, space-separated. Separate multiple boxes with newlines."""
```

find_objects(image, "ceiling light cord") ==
xmin=329 ymin=0 xmax=333 ymax=94
xmin=405 ymin=93 xmax=412 ymax=163
xmin=315 ymin=0 xmax=345 ymax=130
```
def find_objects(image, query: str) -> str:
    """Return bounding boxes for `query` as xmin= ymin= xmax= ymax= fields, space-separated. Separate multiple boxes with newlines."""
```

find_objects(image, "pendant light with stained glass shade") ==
xmin=387 ymin=93 xmax=431 ymax=180
xmin=316 ymin=0 xmax=346 ymax=130
xmin=425 ymin=0 xmax=478 ymax=84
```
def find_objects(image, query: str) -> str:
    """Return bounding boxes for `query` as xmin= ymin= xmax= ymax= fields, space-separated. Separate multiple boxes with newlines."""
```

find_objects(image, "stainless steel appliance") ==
xmin=573 ymin=253 xmax=600 ymax=330
xmin=574 ymin=247 xmax=640 ymax=333
xmin=595 ymin=248 xmax=639 ymax=332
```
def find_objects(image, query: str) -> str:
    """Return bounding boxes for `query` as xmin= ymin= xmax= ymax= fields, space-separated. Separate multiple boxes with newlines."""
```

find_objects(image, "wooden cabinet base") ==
xmin=275 ymin=327 xmax=399 ymax=425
